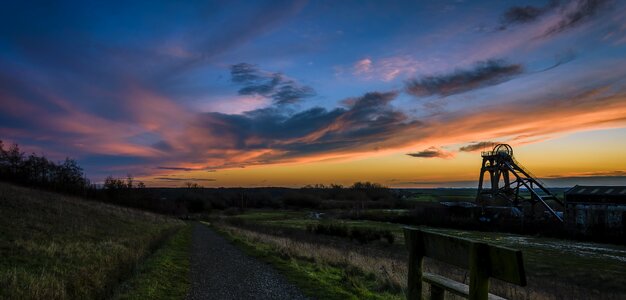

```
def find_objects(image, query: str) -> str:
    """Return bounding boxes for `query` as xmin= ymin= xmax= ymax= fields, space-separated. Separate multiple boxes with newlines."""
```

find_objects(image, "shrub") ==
xmin=382 ymin=231 xmax=395 ymax=245
xmin=350 ymin=227 xmax=381 ymax=244
xmin=282 ymin=192 xmax=321 ymax=208
xmin=307 ymin=222 xmax=394 ymax=245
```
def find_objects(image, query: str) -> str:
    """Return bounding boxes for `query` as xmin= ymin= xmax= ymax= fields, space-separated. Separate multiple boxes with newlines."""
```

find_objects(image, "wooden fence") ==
xmin=404 ymin=227 xmax=526 ymax=300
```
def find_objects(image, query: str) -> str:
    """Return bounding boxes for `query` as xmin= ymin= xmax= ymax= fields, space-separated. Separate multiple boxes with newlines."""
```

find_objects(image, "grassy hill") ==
xmin=0 ymin=182 xmax=185 ymax=299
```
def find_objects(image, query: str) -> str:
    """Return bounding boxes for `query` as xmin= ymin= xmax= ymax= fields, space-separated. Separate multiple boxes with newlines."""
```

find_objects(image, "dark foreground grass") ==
xmin=0 ymin=182 xmax=184 ymax=300
xmin=113 ymin=225 xmax=192 ymax=300
xmin=213 ymin=223 xmax=402 ymax=300
xmin=228 ymin=210 xmax=626 ymax=299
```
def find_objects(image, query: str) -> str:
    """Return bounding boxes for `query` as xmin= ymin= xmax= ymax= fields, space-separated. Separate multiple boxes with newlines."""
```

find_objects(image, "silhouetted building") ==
xmin=564 ymin=185 xmax=626 ymax=239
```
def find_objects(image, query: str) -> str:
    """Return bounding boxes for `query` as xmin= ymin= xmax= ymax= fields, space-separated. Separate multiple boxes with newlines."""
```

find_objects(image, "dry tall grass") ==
xmin=218 ymin=223 xmax=408 ymax=292
xmin=0 ymin=182 xmax=184 ymax=300
xmin=217 ymin=222 xmax=626 ymax=300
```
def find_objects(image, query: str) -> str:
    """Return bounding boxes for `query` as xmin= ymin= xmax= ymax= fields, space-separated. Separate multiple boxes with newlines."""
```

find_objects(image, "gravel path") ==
xmin=186 ymin=223 xmax=309 ymax=300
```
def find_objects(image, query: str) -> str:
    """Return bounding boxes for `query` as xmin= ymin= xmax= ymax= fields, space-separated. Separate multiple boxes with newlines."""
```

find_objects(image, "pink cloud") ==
xmin=351 ymin=55 xmax=422 ymax=81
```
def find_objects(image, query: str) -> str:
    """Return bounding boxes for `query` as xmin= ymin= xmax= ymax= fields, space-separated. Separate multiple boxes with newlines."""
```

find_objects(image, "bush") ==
xmin=350 ymin=227 xmax=380 ymax=244
xmin=282 ymin=192 xmax=321 ymax=208
xmin=382 ymin=231 xmax=395 ymax=245
xmin=224 ymin=207 xmax=242 ymax=216
xmin=306 ymin=223 xmax=394 ymax=245
xmin=310 ymin=223 xmax=350 ymax=237
xmin=186 ymin=198 xmax=206 ymax=213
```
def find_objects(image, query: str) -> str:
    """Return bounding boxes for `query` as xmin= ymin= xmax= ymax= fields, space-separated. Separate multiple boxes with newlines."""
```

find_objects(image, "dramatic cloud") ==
xmin=407 ymin=147 xmax=453 ymax=159
xmin=1 ymin=0 xmax=625 ymax=187
xmin=154 ymin=177 xmax=216 ymax=181
xmin=459 ymin=141 xmax=501 ymax=152
xmin=502 ymin=5 xmax=546 ymax=25
xmin=541 ymin=170 xmax=626 ymax=186
xmin=497 ymin=0 xmax=611 ymax=36
xmin=543 ymin=0 xmax=610 ymax=36
xmin=188 ymin=91 xmax=414 ymax=160
xmin=156 ymin=166 xmax=212 ymax=171
xmin=546 ymin=170 xmax=626 ymax=178
xmin=498 ymin=2 xmax=559 ymax=30
xmin=405 ymin=60 xmax=523 ymax=97
xmin=230 ymin=63 xmax=315 ymax=105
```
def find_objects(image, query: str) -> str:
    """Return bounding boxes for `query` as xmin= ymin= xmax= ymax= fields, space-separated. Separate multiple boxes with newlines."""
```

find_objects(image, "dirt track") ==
xmin=186 ymin=223 xmax=308 ymax=300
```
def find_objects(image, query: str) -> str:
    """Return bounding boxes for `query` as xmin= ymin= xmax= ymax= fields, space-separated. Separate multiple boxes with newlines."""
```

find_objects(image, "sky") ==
xmin=1 ymin=0 xmax=626 ymax=188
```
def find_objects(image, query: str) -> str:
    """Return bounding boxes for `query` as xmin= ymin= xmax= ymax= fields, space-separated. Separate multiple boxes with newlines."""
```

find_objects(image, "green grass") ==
xmin=113 ymin=225 xmax=192 ymax=300
xmin=0 ymin=182 xmax=184 ymax=300
xmin=214 ymin=224 xmax=402 ymax=300
xmin=227 ymin=209 xmax=626 ymax=297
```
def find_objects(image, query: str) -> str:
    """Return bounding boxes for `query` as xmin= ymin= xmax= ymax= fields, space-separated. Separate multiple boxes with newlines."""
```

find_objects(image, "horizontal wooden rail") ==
xmin=404 ymin=227 xmax=526 ymax=300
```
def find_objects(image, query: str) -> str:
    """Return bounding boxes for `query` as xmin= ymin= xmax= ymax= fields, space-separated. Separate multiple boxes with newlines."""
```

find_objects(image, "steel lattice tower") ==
xmin=476 ymin=144 xmax=564 ymax=222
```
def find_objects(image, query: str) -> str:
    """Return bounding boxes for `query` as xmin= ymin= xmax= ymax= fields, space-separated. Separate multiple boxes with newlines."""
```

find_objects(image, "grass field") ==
xmin=214 ymin=223 xmax=404 ymax=300
xmin=221 ymin=209 xmax=626 ymax=299
xmin=0 ymin=182 xmax=186 ymax=299
xmin=113 ymin=225 xmax=192 ymax=300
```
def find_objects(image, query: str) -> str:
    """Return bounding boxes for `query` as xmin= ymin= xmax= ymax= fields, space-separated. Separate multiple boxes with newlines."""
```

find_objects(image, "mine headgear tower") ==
xmin=476 ymin=144 xmax=564 ymax=222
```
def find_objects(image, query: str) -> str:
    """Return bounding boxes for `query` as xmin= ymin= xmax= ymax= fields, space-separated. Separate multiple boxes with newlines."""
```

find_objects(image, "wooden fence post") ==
xmin=404 ymin=228 xmax=424 ymax=300
xmin=430 ymin=285 xmax=444 ymax=300
xmin=469 ymin=242 xmax=490 ymax=300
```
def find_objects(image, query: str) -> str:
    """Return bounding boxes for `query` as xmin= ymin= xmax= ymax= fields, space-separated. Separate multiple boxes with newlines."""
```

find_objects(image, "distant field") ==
xmin=0 ymin=182 xmax=186 ymax=300
xmin=223 ymin=209 xmax=626 ymax=299
xmin=398 ymin=188 xmax=568 ymax=203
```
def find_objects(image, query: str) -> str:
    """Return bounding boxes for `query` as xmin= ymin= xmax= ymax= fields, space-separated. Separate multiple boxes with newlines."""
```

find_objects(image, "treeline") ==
xmin=0 ymin=140 xmax=403 ymax=215
xmin=162 ymin=181 xmax=400 ymax=213
xmin=0 ymin=141 xmax=93 ymax=194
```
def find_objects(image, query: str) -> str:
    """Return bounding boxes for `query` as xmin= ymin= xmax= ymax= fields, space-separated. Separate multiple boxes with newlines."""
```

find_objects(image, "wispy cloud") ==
xmin=459 ymin=141 xmax=500 ymax=152
xmin=188 ymin=91 xmax=413 ymax=161
xmin=230 ymin=63 xmax=315 ymax=105
xmin=546 ymin=170 xmax=626 ymax=178
xmin=154 ymin=177 xmax=216 ymax=182
xmin=405 ymin=60 xmax=523 ymax=97
xmin=407 ymin=147 xmax=454 ymax=159
xmin=352 ymin=56 xmax=422 ymax=81
xmin=541 ymin=170 xmax=626 ymax=187
xmin=156 ymin=166 xmax=217 ymax=172
xmin=497 ymin=0 xmax=612 ymax=37
xmin=498 ymin=2 xmax=557 ymax=30
xmin=543 ymin=0 xmax=611 ymax=37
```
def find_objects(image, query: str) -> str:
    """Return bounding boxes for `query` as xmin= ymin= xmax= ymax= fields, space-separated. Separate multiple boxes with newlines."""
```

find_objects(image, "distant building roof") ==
xmin=566 ymin=185 xmax=626 ymax=196
xmin=565 ymin=185 xmax=626 ymax=205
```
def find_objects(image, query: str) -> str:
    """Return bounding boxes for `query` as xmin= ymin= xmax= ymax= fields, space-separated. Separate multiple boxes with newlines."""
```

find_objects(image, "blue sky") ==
xmin=1 ymin=0 xmax=626 ymax=186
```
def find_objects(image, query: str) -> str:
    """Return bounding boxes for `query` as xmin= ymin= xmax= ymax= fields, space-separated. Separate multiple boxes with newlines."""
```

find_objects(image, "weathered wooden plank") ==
xmin=429 ymin=284 xmax=445 ymax=300
xmin=406 ymin=228 xmax=526 ymax=285
xmin=404 ymin=227 xmax=526 ymax=300
xmin=420 ymin=230 xmax=472 ymax=269
xmin=469 ymin=242 xmax=490 ymax=300
xmin=423 ymin=273 xmax=469 ymax=298
xmin=487 ymin=245 xmax=526 ymax=286
xmin=423 ymin=273 xmax=506 ymax=300
xmin=404 ymin=228 xmax=425 ymax=300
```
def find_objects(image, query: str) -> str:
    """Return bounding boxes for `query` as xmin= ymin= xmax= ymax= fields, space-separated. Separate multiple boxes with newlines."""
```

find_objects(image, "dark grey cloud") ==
xmin=230 ymin=63 xmax=315 ymax=105
xmin=191 ymin=91 xmax=417 ymax=159
xmin=154 ymin=177 xmax=216 ymax=182
xmin=459 ymin=141 xmax=500 ymax=152
xmin=156 ymin=166 xmax=197 ymax=171
xmin=498 ymin=1 xmax=559 ymax=30
xmin=541 ymin=176 xmax=626 ymax=187
xmin=497 ymin=0 xmax=611 ymax=36
xmin=543 ymin=0 xmax=610 ymax=37
xmin=407 ymin=147 xmax=451 ymax=158
xmin=503 ymin=6 xmax=545 ymax=24
xmin=405 ymin=60 xmax=523 ymax=97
